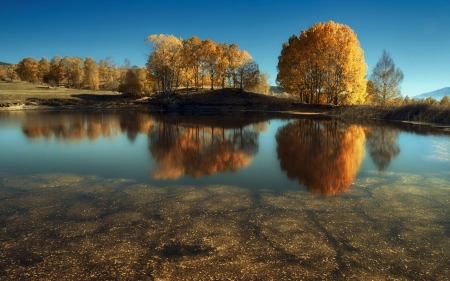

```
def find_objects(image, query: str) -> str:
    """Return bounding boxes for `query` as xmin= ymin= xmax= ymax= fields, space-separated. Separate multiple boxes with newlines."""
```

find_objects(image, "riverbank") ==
xmin=1 ymin=81 xmax=450 ymax=128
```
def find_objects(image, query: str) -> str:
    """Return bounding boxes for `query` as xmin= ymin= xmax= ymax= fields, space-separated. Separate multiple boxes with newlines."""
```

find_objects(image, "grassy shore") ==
xmin=1 ymin=81 xmax=450 ymax=127
xmin=333 ymin=104 xmax=450 ymax=127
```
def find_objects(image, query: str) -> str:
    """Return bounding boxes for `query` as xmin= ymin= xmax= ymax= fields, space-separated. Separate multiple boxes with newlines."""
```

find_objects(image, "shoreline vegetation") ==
xmin=2 ymin=25 xmax=448 ymax=129
xmin=1 ymin=81 xmax=450 ymax=130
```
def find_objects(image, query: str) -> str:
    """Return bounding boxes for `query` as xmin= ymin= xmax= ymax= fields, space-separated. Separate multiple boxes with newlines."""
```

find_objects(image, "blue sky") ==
xmin=1 ymin=0 xmax=449 ymax=96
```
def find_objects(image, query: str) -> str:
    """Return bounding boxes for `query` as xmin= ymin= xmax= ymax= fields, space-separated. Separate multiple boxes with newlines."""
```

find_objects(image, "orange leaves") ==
xmin=276 ymin=21 xmax=367 ymax=105
xmin=146 ymin=34 xmax=255 ymax=93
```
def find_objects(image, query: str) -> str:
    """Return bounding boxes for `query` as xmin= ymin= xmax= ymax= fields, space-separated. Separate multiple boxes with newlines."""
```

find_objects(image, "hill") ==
xmin=0 ymin=62 xmax=11 ymax=66
xmin=414 ymin=87 xmax=450 ymax=100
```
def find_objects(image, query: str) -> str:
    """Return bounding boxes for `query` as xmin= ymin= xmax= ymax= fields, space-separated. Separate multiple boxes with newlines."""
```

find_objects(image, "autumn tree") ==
xmin=235 ymin=61 xmax=260 ymax=92
xmin=0 ymin=67 xmax=5 ymax=80
xmin=48 ymin=55 xmax=65 ymax=86
xmin=146 ymin=34 xmax=182 ymax=96
xmin=276 ymin=21 xmax=367 ymax=105
xmin=83 ymin=57 xmax=99 ymax=90
xmin=225 ymin=43 xmax=243 ymax=88
xmin=37 ymin=57 xmax=50 ymax=83
xmin=118 ymin=67 xmax=153 ymax=96
xmin=5 ymin=64 xmax=17 ymax=82
xmin=440 ymin=95 xmax=450 ymax=106
xmin=369 ymin=50 xmax=404 ymax=105
xmin=62 ymin=56 xmax=84 ymax=88
xmin=249 ymin=71 xmax=271 ymax=94
xmin=201 ymin=39 xmax=222 ymax=90
xmin=181 ymin=36 xmax=203 ymax=90
xmin=100 ymin=57 xmax=122 ymax=91
xmin=16 ymin=57 xmax=39 ymax=83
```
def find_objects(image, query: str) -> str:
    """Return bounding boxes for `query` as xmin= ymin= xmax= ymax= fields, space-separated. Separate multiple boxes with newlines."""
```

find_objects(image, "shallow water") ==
xmin=0 ymin=111 xmax=449 ymax=280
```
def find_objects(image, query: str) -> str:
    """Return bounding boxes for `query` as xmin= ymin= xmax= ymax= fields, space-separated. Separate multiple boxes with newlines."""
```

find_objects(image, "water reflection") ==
xmin=365 ymin=127 xmax=400 ymax=172
xmin=148 ymin=121 xmax=259 ymax=179
xmin=22 ymin=113 xmax=121 ymax=141
xmin=16 ymin=112 xmax=436 ymax=193
xmin=276 ymin=119 xmax=366 ymax=195
xmin=119 ymin=113 xmax=155 ymax=142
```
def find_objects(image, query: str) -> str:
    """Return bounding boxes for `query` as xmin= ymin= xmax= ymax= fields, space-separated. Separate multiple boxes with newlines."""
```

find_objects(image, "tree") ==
xmin=5 ymin=64 xmax=17 ymax=82
xmin=83 ymin=57 xmax=99 ymax=90
xmin=403 ymin=95 xmax=411 ymax=104
xmin=48 ymin=55 xmax=65 ymax=86
xmin=425 ymin=96 xmax=437 ymax=105
xmin=276 ymin=21 xmax=367 ymax=105
xmin=16 ymin=57 xmax=39 ymax=83
xmin=201 ymin=39 xmax=221 ymax=90
xmin=440 ymin=95 xmax=450 ymax=106
xmin=146 ymin=34 xmax=182 ymax=96
xmin=182 ymin=36 xmax=203 ymax=90
xmin=369 ymin=50 xmax=404 ymax=104
xmin=235 ymin=61 xmax=260 ymax=92
xmin=63 ymin=56 xmax=84 ymax=88
xmin=37 ymin=57 xmax=50 ymax=83
xmin=249 ymin=71 xmax=271 ymax=94
xmin=119 ymin=67 xmax=153 ymax=96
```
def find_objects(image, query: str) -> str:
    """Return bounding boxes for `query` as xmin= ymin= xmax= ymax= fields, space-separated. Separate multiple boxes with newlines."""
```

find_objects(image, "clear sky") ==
xmin=1 ymin=0 xmax=449 ymax=97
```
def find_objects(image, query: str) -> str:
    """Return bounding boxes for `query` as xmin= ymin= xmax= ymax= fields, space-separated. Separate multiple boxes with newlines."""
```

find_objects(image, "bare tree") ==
xmin=370 ymin=50 xmax=404 ymax=104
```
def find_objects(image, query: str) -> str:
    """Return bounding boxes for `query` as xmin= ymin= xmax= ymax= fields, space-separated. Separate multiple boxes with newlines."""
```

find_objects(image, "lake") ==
xmin=0 ymin=111 xmax=449 ymax=280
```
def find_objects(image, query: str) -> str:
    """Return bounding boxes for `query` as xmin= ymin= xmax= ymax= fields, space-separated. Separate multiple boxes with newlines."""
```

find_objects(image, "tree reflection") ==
xmin=365 ymin=127 xmax=400 ymax=171
xmin=276 ymin=119 xmax=365 ymax=195
xmin=148 ymin=123 xmax=258 ymax=179
xmin=21 ymin=113 xmax=154 ymax=142
xmin=22 ymin=114 xmax=116 ymax=141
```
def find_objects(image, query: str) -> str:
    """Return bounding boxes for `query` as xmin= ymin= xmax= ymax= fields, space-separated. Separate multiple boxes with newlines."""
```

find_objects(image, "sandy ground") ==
xmin=0 ymin=171 xmax=449 ymax=280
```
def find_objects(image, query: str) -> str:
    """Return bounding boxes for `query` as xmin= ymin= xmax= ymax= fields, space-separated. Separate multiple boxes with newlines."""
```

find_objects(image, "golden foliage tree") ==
xmin=6 ymin=64 xmax=17 ymax=82
xmin=48 ymin=55 xmax=65 ymax=86
xmin=63 ymin=56 xmax=84 ymax=88
xmin=118 ymin=67 xmax=153 ymax=97
xmin=145 ymin=34 xmax=256 ymax=94
xmin=37 ymin=57 xmax=50 ymax=83
xmin=16 ymin=57 xmax=39 ymax=83
xmin=249 ymin=72 xmax=271 ymax=94
xmin=83 ymin=57 xmax=99 ymax=90
xmin=146 ymin=34 xmax=183 ymax=95
xmin=276 ymin=21 xmax=367 ymax=105
xmin=235 ymin=61 xmax=260 ymax=92
xmin=440 ymin=95 xmax=450 ymax=106
xmin=276 ymin=119 xmax=365 ymax=195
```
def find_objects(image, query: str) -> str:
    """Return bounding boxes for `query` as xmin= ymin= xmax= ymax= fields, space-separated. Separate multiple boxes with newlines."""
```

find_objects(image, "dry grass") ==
xmin=333 ymin=104 xmax=450 ymax=126
xmin=2 ymin=81 xmax=450 ymax=126
xmin=0 ymin=81 xmax=120 ymax=104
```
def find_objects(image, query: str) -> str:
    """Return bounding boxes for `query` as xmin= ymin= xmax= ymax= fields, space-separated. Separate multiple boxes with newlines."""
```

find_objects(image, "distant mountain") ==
xmin=414 ymin=87 xmax=450 ymax=100
xmin=0 ymin=62 xmax=11 ymax=66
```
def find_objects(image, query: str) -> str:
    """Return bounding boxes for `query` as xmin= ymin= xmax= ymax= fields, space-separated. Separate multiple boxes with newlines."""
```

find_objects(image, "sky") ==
xmin=1 ymin=0 xmax=449 ymax=97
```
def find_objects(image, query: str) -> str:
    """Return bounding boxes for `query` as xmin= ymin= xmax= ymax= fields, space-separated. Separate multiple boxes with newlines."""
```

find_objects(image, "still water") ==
xmin=0 ymin=111 xmax=449 ymax=280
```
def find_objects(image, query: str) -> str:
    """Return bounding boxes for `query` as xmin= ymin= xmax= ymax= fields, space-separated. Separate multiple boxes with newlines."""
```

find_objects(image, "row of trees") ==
xmin=12 ymin=56 xmax=128 ymax=90
xmin=6 ymin=35 xmax=268 ymax=97
xmin=145 ymin=34 xmax=261 ymax=95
